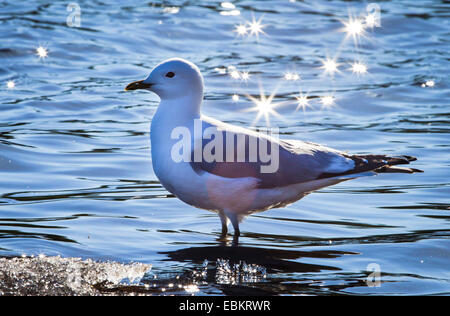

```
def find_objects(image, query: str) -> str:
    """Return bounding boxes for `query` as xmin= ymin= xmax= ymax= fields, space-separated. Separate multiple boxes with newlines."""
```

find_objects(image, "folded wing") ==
xmin=190 ymin=117 xmax=358 ymax=188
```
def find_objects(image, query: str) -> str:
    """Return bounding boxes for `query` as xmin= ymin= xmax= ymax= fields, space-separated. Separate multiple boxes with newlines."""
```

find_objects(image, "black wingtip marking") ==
xmin=317 ymin=154 xmax=421 ymax=179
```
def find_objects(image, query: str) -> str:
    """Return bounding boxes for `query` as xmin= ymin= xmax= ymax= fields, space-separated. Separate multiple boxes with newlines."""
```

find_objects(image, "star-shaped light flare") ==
xmin=340 ymin=13 xmax=369 ymax=45
xmin=241 ymin=71 xmax=250 ymax=82
xmin=320 ymin=95 xmax=336 ymax=109
xmin=228 ymin=67 xmax=250 ymax=82
xmin=344 ymin=19 xmax=364 ymax=37
xmin=295 ymin=91 xmax=312 ymax=112
xmin=234 ymin=15 xmax=266 ymax=41
xmin=350 ymin=61 xmax=368 ymax=75
xmin=244 ymin=83 xmax=286 ymax=127
xmin=320 ymin=58 xmax=340 ymax=76
xmin=234 ymin=23 xmax=248 ymax=37
xmin=248 ymin=16 xmax=266 ymax=40
xmin=36 ymin=46 xmax=48 ymax=59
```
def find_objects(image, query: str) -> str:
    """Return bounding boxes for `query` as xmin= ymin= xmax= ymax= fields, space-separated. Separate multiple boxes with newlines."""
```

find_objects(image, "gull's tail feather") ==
xmin=374 ymin=165 xmax=423 ymax=174
xmin=319 ymin=154 xmax=423 ymax=179
xmin=356 ymin=154 xmax=423 ymax=174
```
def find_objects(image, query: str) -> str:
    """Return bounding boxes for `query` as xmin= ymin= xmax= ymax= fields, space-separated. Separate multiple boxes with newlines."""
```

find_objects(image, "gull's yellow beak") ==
xmin=124 ymin=80 xmax=153 ymax=91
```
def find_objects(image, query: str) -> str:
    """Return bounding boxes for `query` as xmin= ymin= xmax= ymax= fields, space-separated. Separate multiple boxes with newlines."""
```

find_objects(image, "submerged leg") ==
xmin=224 ymin=210 xmax=240 ymax=237
xmin=219 ymin=212 xmax=228 ymax=236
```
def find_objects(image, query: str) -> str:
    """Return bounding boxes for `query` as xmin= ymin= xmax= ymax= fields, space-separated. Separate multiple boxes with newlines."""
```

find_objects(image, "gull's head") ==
xmin=125 ymin=58 xmax=203 ymax=100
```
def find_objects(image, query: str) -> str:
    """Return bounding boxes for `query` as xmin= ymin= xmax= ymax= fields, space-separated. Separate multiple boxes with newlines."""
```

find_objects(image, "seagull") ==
xmin=125 ymin=58 xmax=422 ymax=237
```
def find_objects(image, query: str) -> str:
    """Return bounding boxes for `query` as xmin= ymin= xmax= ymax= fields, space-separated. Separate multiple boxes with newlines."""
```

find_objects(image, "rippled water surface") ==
xmin=1 ymin=0 xmax=449 ymax=295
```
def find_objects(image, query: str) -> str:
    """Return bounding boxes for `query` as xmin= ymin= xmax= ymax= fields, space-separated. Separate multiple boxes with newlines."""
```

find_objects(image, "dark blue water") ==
xmin=1 ymin=0 xmax=449 ymax=295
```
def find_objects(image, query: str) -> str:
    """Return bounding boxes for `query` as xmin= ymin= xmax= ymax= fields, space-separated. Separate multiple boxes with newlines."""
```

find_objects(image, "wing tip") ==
xmin=375 ymin=165 xmax=424 ymax=174
xmin=317 ymin=154 xmax=422 ymax=179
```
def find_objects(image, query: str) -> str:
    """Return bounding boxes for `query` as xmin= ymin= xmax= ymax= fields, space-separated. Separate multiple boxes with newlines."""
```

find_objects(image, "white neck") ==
xmin=155 ymin=92 xmax=202 ymax=123
xmin=150 ymin=92 xmax=202 ymax=188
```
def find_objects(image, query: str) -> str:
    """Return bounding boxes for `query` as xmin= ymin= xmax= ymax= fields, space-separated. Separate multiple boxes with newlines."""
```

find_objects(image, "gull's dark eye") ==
xmin=165 ymin=72 xmax=175 ymax=78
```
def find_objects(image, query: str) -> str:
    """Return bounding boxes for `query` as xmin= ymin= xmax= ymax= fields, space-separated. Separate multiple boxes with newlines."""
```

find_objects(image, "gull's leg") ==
xmin=224 ymin=210 xmax=240 ymax=237
xmin=219 ymin=212 xmax=229 ymax=236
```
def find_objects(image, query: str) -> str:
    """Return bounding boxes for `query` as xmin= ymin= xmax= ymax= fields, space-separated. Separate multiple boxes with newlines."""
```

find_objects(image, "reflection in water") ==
xmin=156 ymin=244 xmax=358 ymax=295
xmin=162 ymin=244 xmax=354 ymax=273
xmin=0 ymin=0 xmax=449 ymax=295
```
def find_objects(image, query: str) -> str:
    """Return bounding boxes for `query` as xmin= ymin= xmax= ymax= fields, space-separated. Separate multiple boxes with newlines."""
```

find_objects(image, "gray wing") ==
xmin=190 ymin=116 xmax=355 ymax=188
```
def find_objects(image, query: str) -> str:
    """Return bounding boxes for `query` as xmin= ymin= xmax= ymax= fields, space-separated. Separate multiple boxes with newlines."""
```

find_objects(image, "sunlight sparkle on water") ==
xmin=221 ymin=4 xmax=240 ymax=17
xmin=234 ymin=23 xmax=248 ymax=36
xmin=351 ymin=62 xmax=368 ymax=75
xmin=340 ymin=12 xmax=375 ymax=46
xmin=227 ymin=67 xmax=250 ymax=82
xmin=321 ymin=58 xmax=339 ymax=75
xmin=162 ymin=7 xmax=180 ymax=14
xmin=284 ymin=72 xmax=300 ymax=81
xmin=36 ymin=46 xmax=48 ymax=59
xmin=320 ymin=95 xmax=335 ymax=108
xmin=241 ymin=71 xmax=250 ymax=82
xmin=221 ymin=2 xmax=235 ymax=9
xmin=423 ymin=80 xmax=435 ymax=87
xmin=247 ymin=16 xmax=266 ymax=41
xmin=230 ymin=70 xmax=240 ymax=80
xmin=221 ymin=10 xmax=240 ymax=16
xmin=295 ymin=92 xmax=311 ymax=112
xmin=214 ymin=67 xmax=227 ymax=74
xmin=248 ymin=16 xmax=264 ymax=35
xmin=245 ymin=85 xmax=283 ymax=127
xmin=345 ymin=19 xmax=364 ymax=36
xmin=184 ymin=284 xmax=199 ymax=293
xmin=6 ymin=80 xmax=15 ymax=89
xmin=234 ymin=16 xmax=266 ymax=40
xmin=232 ymin=94 xmax=240 ymax=102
